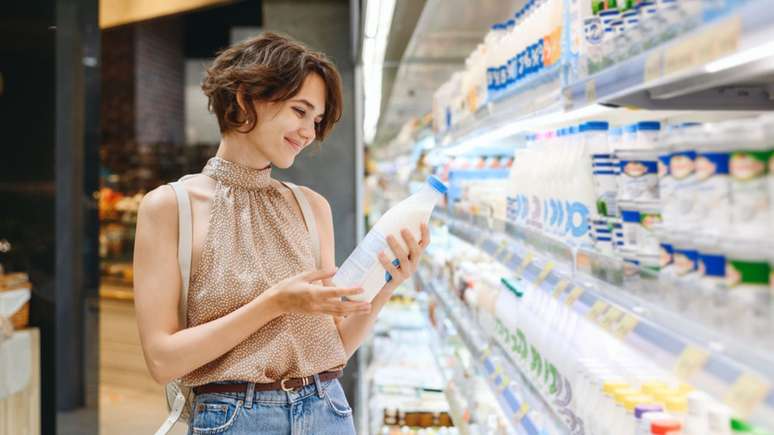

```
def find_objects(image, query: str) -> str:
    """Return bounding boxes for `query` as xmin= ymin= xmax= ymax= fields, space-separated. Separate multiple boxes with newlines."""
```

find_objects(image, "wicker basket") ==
xmin=0 ymin=272 xmax=31 ymax=330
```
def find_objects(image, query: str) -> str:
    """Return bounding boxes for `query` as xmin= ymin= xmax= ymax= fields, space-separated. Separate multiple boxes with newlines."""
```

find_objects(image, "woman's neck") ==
xmin=216 ymin=134 xmax=272 ymax=170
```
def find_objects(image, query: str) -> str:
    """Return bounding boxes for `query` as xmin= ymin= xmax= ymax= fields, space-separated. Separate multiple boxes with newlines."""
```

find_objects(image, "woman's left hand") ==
xmin=377 ymin=223 xmax=431 ymax=291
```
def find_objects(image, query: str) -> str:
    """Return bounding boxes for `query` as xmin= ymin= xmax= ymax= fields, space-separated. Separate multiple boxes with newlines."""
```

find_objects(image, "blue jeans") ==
xmin=186 ymin=376 xmax=356 ymax=434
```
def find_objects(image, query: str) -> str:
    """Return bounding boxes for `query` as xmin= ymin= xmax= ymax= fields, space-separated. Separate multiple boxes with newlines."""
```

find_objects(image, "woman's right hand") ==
xmin=266 ymin=269 xmax=371 ymax=316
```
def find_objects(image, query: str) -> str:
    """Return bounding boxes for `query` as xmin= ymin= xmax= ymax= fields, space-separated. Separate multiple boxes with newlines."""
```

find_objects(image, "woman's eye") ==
xmin=293 ymin=108 xmax=306 ymax=117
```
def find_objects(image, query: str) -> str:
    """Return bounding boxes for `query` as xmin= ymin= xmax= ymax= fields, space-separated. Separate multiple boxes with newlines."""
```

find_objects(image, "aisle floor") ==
xmin=100 ymin=297 xmax=186 ymax=435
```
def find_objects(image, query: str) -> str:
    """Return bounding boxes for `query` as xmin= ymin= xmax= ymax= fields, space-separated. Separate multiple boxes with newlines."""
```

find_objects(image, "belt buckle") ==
xmin=280 ymin=378 xmax=295 ymax=392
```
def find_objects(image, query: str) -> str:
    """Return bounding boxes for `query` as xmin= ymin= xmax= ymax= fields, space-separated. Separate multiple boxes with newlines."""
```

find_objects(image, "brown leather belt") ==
xmin=193 ymin=370 xmax=343 ymax=395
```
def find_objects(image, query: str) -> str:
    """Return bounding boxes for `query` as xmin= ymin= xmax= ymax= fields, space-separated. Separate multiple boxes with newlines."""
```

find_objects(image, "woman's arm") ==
xmin=134 ymin=186 xmax=368 ymax=384
xmin=303 ymin=188 xmax=428 ymax=358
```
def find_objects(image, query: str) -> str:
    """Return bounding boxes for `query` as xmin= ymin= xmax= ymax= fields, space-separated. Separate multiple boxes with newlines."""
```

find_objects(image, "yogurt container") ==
xmin=723 ymin=239 xmax=771 ymax=343
xmin=696 ymin=236 xmax=727 ymax=326
xmin=669 ymin=125 xmax=701 ymax=231
xmin=727 ymin=120 xmax=772 ymax=240
xmin=619 ymin=201 xmax=641 ymax=250
xmin=636 ymin=121 xmax=661 ymax=149
xmin=635 ymin=200 xmax=663 ymax=256
xmin=693 ymin=123 xmax=732 ymax=237
xmin=618 ymin=149 xmax=660 ymax=200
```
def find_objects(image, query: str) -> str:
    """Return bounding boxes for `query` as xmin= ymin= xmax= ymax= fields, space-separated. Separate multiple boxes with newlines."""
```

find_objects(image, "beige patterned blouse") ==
xmin=181 ymin=157 xmax=346 ymax=386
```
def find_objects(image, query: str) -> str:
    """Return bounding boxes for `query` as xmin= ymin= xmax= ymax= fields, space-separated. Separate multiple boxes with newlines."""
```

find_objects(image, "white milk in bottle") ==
xmin=333 ymin=176 xmax=448 ymax=301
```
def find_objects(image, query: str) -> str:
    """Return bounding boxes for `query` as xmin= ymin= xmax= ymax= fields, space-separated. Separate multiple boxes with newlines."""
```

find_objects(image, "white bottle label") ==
xmin=333 ymin=229 xmax=388 ymax=288
xmin=729 ymin=150 xmax=772 ymax=237
xmin=694 ymin=151 xmax=731 ymax=234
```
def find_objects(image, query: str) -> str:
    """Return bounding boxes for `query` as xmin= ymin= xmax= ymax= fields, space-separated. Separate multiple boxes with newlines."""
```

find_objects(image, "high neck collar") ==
xmin=202 ymin=157 xmax=273 ymax=190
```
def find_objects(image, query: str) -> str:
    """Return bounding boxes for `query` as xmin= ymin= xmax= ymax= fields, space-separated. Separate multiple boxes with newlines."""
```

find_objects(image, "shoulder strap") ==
xmin=168 ymin=180 xmax=193 ymax=328
xmin=283 ymin=182 xmax=321 ymax=269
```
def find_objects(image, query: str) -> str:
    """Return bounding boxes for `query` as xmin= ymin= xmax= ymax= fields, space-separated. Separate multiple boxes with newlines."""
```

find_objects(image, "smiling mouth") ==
xmin=284 ymin=137 xmax=303 ymax=152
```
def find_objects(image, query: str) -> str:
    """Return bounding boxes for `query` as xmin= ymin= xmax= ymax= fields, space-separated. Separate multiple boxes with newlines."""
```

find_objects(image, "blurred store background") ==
xmin=4 ymin=0 xmax=774 ymax=434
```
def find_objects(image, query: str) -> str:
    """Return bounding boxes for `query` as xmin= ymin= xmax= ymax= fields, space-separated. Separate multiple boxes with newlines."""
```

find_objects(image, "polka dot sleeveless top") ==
xmin=181 ymin=157 xmax=346 ymax=386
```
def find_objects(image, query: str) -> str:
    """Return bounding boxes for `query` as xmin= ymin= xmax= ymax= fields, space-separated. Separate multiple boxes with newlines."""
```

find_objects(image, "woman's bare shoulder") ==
xmin=297 ymin=185 xmax=332 ymax=219
xmin=138 ymin=184 xmax=177 ymax=224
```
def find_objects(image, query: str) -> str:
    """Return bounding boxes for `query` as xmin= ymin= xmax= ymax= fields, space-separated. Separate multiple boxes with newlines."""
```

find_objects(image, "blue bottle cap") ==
xmin=427 ymin=175 xmax=448 ymax=194
xmin=637 ymin=121 xmax=661 ymax=131
xmin=584 ymin=121 xmax=610 ymax=131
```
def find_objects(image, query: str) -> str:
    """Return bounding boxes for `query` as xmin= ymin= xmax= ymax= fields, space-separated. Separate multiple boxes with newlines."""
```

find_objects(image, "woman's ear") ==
xmin=235 ymin=86 xmax=248 ymax=120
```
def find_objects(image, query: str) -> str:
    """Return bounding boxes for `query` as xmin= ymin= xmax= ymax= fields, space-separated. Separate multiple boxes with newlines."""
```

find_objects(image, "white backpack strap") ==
xmin=155 ymin=391 xmax=186 ymax=435
xmin=156 ymin=179 xmax=195 ymax=435
xmin=283 ymin=182 xmax=321 ymax=268
xmin=168 ymin=180 xmax=192 ymax=328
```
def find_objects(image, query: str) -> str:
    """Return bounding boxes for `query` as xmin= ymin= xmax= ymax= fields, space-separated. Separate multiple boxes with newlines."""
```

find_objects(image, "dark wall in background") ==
xmin=136 ymin=17 xmax=185 ymax=145
xmin=101 ymin=25 xmax=135 ymax=147
xmin=102 ymin=17 xmax=185 ymax=153
xmin=184 ymin=0 xmax=263 ymax=58
xmin=0 ymin=2 xmax=58 ymax=434
xmin=1 ymin=0 xmax=100 ymax=433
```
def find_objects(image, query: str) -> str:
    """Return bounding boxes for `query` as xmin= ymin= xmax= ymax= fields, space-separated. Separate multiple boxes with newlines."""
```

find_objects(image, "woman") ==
xmin=133 ymin=32 xmax=429 ymax=434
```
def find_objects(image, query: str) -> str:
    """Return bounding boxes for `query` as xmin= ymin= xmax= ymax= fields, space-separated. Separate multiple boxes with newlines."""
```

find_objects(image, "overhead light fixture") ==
xmin=362 ymin=0 xmax=396 ymax=144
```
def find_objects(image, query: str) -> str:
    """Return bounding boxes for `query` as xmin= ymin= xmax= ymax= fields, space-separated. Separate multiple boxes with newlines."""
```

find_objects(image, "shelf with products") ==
xmin=361 ymin=287 xmax=461 ymax=435
xmin=418 ymin=269 xmax=572 ymax=435
xmin=433 ymin=0 xmax=774 ymax=154
xmin=426 ymin=291 xmax=517 ymax=435
xmin=429 ymin=207 xmax=774 ymax=431
xmin=566 ymin=0 xmax=774 ymax=111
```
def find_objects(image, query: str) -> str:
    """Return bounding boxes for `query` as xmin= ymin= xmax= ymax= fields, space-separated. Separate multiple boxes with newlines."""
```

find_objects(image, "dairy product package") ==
xmin=333 ymin=176 xmax=448 ymax=301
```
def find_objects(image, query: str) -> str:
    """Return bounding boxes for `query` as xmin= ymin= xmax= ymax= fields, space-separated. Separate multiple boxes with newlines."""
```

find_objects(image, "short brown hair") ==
xmin=202 ymin=32 xmax=343 ymax=140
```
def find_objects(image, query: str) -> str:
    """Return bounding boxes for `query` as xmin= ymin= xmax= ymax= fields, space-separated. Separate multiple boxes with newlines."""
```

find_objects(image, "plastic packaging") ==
xmin=334 ymin=176 xmax=447 ymax=301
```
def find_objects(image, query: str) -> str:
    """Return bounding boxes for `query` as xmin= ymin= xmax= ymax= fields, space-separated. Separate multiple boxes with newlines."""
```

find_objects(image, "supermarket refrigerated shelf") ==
xmin=431 ymin=208 xmax=774 ymax=427
xmin=565 ymin=0 xmax=774 ymax=111
xmin=436 ymin=0 xmax=774 ymax=152
xmin=418 ymin=271 xmax=572 ymax=435
xmin=437 ymin=73 xmax=564 ymax=150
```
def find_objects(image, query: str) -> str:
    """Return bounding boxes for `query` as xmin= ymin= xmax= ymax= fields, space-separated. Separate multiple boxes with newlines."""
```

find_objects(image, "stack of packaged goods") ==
xmin=366 ymin=287 xmax=457 ymax=435
xmin=579 ymin=0 xmax=706 ymax=74
xmin=441 ymin=154 xmax=513 ymax=221
xmin=506 ymin=115 xmax=774 ymax=350
xmin=421 ymin=224 xmax=773 ymax=434
xmin=432 ymin=0 xmax=564 ymax=135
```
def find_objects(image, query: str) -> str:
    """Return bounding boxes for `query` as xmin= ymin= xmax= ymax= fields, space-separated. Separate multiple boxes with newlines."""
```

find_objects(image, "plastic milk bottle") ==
xmin=332 ymin=176 xmax=448 ymax=302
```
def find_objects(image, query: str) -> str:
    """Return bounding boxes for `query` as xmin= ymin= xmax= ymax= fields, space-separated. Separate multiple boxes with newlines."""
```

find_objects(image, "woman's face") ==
xmin=247 ymin=73 xmax=326 ymax=169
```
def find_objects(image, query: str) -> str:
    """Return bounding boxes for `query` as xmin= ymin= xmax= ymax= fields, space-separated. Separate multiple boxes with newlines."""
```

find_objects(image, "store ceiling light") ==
xmin=363 ymin=0 xmax=381 ymax=39
xmin=362 ymin=0 xmax=396 ymax=145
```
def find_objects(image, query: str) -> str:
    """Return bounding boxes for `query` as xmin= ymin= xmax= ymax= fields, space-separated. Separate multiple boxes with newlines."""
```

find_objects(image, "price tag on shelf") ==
xmin=552 ymin=279 xmax=570 ymax=299
xmin=673 ymin=345 xmax=710 ymax=381
xmin=612 ymin=314 xmax=640 ymax=339
xmin=493 ymin=240 xmax=510 ymax=260
xmin=533 ymin=261 xmax=555 ymax=287
xmin=599 ymin=306 xmax=625 ymax=331
xmin=564 ymin=287 xmax=584 ymax=307
xmin=515 ymin=252 xmax=534 ymax=277
xmin=586 ymin=300 xmax=609 ymax=322
xmin=497 ymin=374 xmax=511 ymax=392
xmin=475 ymin=234 xmax=487 ymax=250
xmin=663 ymin=15 xmax=740 ymax=76
xmin=514 ymin=401 xmax=530 ymax=423
xmin=724 ymin=372 xmax=770 ymax=418
xmin=585 ymin=80 xmax=597 ymax=103
xmin=644 ymin=51 xmax=662 ymax=82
